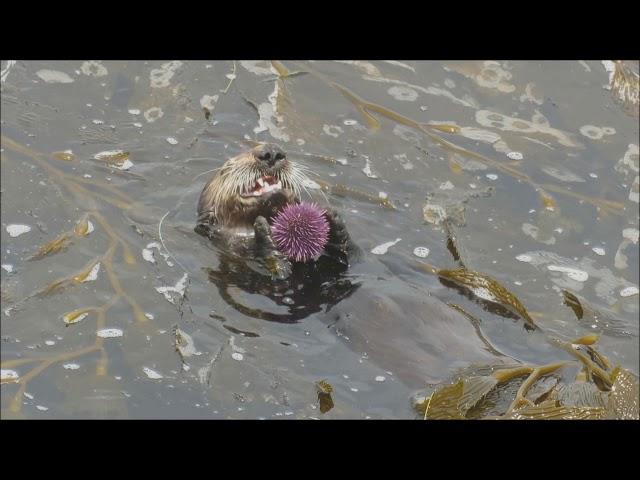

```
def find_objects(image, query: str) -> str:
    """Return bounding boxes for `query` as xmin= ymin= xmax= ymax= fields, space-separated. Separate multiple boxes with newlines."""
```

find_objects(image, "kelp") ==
xmin=316 ymin=379 xmax=335 ymax=414
xmin=501 ymin=400 xmax=606 ymax=420
xmin=62 ymin=308 xmax=94 ymax=326
xmin=562 ymin=290 xmax=584 ymax=319
xmin=437 ymin=268 xmax=537 ymax=331
xmin=447 ymin=303 xmax=508 ymax=357
xmin=29 ymin=214 xmax=94 ymax=261
xmin=415 ymin=334 xmax=639 ymax=420
xmin=270 ymin=61 xmax=308 ymax=80
xmin=291 ymin=63 xmax=624 ymax=217
xmin=561 ymin=288 xmax=637 ymax=337
xmin=608 ymin=60 xmax=639 ymax=117
xmin=29 ymin=232 xmax=73 ymax=260
xmin=52 ymin=150 xmax=75 ymax=162
xmin=173 ymin=326 xmax=200 ymax=366
xmin=1 ymin=134 xmax=151 ymax=413
xmin=607 ymin=368 xmax=640 ymax=419
xmin=330 ymin=183 xmax=395 ymax=210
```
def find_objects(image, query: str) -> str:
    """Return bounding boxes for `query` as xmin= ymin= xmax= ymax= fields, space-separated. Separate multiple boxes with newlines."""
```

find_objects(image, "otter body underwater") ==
xmin=195 ymin=143 xmax=509 ymax=388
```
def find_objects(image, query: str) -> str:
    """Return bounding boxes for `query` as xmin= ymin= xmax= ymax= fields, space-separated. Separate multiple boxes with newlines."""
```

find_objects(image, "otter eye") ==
xmin=275 ymin=152 xmax=284 ymax=160
xmin=262 ymin=152 xmax=271 ymax=161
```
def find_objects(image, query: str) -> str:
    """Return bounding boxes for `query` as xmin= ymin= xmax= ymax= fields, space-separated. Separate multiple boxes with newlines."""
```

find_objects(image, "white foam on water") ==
xmin=371 ymin=238 xmax=401 ymax=255
xmin=97 ymin=328 xmax=123 ymax=338
xmin=143 ymin=367 xmax=163 ymax=379
xmin=6 ymin=224 xmax=31 ymax=237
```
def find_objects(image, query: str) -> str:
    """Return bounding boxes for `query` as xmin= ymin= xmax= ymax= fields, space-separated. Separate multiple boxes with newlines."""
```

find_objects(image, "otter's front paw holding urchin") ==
xmin=324 ymin=207 xmax=362 ymax=265
xmin=253 ymin=216 xmax=292 ymax=280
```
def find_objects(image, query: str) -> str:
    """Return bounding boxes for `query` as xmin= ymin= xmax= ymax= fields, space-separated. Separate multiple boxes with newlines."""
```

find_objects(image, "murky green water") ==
xmin=1 ymin=60 xmax=638 ymax=419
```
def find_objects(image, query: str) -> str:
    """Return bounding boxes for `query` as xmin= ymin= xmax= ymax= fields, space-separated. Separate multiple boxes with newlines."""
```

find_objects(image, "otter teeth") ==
xmin=244 ymin=177 xmax=282 ymax=196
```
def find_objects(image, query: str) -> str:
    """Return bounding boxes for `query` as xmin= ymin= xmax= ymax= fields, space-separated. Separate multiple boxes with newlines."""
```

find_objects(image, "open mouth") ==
xmin=241 ymin=175 xmax=282 ymax=197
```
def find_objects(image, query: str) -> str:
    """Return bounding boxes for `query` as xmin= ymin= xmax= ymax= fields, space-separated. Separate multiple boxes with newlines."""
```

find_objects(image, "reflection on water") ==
xmin=1 ymin=60 xmax=638 ymax=419
xmin=205 ymin=252 xmax=360 ymax=324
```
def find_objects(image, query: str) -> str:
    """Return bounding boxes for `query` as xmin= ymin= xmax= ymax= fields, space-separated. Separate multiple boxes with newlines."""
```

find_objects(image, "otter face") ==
xmin=197 ymin=144 xmax=310 ymax=229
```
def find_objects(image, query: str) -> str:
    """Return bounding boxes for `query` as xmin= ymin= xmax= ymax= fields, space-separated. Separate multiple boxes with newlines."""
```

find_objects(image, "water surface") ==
xmin=1 ymin=60 xmax=638 ymax=419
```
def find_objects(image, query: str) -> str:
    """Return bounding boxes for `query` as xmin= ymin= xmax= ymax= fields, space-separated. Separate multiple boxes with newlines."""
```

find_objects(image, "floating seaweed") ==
xmin=415 ymin=336 xmax=639 ymax=420
xmin=437 ymin=268 xmax=538 ymax=331
xmin=315 ymin=379 xmax=335 ymax=414
xmin=607 ymin=60 xmax=639 ymax=117
xmin=561 ymin=288 xmax=638 ymax=337
xmin=29 ymin=232 xmax=73 ymax=260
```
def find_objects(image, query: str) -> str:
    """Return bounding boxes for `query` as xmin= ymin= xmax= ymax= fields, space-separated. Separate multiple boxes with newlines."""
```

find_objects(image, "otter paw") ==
xmin=253 ymin=216 xmax=292 ymax=279
xmin=324 ymin=208 xmax=362 ymax=264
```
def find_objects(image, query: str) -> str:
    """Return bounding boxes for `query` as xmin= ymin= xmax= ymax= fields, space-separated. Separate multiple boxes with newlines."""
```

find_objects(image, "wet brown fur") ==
xmin=197 ymin=144 xmax=308 ymax=230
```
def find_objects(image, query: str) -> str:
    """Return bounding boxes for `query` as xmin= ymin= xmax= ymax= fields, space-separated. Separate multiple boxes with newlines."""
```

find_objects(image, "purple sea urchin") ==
xmin=271 ymin=202 xmax=330 ymax=262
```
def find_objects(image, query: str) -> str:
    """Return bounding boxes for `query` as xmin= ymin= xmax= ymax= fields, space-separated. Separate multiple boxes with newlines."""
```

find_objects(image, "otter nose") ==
xmin=256 ymin=145 xmax=286 ymax=167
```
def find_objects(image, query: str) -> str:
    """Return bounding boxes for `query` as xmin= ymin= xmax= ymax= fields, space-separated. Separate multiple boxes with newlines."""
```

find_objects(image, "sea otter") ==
xmin=195 ymin=143 xmax=360 ymax=279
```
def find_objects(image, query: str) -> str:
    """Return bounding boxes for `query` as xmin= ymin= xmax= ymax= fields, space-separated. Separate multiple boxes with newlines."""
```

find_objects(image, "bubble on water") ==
xmin=232 ymin=352 xmax=244 ymax=361
xmin=166 ymin=137 xmax=178 ymax=145
xmin=579 ymin=125 xmax=603 ymax=140
xmin=80 ymin=61 xmax=108 ymax=77
xmin=516 ymin=254 xmax=533 ymax=263
xmin=413 ymin=247 xmax=430 ymax=258
xmin=36 ymin=405 xmax=49 ymax=411
xmin=2 ymin=264 xmax=14 ymax=273
xmin=150 ymin=61 xmax=182 ymax=88
xmin=547 ymin=265 xmax=589 ymax=282
xmin=592 ymin=247 xmax=606 ymax=256
xmin=375 ymin=376 xmax=386 ymax=382
xmin=439 ymin=181 xmax=454 ymax=190
xmin=506 ymin=151 xmax=523 ymax=160
xmin=387 ymin=85 xmax=419 ymax=102
xmin=474 ymin=61 xmax=516 ymax=93
xmin=97 ymin=328 xmax=123 ymax=338
xmin=620 ymin=286 xmax=639 ymax=297
xmin=144 ymin=107 xmax=164 ymax=123
xmin=476 ymin=109 xmax=578 ymax=147
xmin=128 ymin=109 xmax=141 ymax=115
xmin=322 ymin=124 xmax=343 ymax=138
xmin=519 ymin=82 xmax=544 ymax=105
xmin=486 ymin=174 xmax=498 ymax=180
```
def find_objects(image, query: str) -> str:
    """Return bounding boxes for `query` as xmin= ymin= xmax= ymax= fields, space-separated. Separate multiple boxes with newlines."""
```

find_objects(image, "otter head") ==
xmin=197 ymin=143 xmax=310 ymax=229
